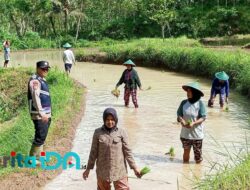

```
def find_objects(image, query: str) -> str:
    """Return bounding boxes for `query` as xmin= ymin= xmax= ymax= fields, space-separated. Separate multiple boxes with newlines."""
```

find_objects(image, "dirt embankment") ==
xmin=0 ymin=81 xmax=86 ymax=190
xmin=76 ymin=52 xmax=108 ymax=63
xmin=76 ymin=50 xmax=164 ymax=68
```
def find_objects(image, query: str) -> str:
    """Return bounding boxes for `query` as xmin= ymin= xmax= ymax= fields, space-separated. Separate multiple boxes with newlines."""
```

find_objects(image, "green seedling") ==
xmin=169 ymin=147 xmax=175 ymax=157
xmin=111 ymin=89 xmax=120 ymax=98
xmin=187 ymin=119 xmax=192 ymax=125
xmin=165 ymin=146 xmax=175 ymax=157
xmin=140 ymin=166 xmax=151 ymax=176
xmin=224 ymin=106 xmax=229 ymax=112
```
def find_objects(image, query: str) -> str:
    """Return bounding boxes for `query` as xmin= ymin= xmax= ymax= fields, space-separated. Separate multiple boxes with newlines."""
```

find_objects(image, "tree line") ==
xmin=0 ymin=0 xmax=250 ymax=42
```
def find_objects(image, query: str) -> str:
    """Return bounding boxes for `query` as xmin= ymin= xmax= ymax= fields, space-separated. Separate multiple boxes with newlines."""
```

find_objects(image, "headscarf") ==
xmin=102 ymin=108 xmax=118 ymax=132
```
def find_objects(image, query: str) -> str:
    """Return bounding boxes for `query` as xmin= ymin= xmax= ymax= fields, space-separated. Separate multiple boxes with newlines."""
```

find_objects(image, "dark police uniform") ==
xmin=28 ymin=61 xmax=51 ymax=162
xmin=28 ymin=74 xmax=51 ymax=145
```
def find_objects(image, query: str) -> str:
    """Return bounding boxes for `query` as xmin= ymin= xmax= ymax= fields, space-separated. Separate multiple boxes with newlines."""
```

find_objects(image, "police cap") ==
xmin=36 ymin=61 xmax=51 ymax=69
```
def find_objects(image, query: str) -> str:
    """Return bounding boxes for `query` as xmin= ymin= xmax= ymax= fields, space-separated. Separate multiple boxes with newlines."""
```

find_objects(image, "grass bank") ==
xmin=0 ymin=68 xmax=85 ymax=189
xmin=76 ymin=37 xmax=250 ymax=98
xmin=199 ymin=156 xmax=250 ymax=189
xmin=75 ymin=37 xmax=250 ymax=189
xmin=196 ymin=144 xmax=250 ymax=190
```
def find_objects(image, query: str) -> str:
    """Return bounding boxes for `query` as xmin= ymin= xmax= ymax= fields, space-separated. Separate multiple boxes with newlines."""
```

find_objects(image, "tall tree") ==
xmin=148 ymin=0 xmax=177 ymax=39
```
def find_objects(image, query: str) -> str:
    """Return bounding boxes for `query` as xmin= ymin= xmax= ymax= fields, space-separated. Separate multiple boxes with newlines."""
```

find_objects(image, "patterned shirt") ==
xmin=116 ymin=68 xmax=141 ymax=90
xmin=86 ymin=126 xmax=137 ymax=182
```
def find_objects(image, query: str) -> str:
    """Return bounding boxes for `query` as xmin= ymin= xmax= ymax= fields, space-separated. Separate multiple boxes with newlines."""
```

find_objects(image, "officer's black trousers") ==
xmin=32 ymin=118 xmax=51 ymax=146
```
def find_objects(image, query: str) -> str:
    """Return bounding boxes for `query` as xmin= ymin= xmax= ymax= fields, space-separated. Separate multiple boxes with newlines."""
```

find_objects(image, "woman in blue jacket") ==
xmin=208 ymin=71 xmax=229 ymax=108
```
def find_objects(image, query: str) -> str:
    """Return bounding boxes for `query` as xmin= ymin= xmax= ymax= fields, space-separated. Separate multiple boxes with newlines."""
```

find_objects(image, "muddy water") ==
xmin=9 ymin=50 xmax=250 ymax=190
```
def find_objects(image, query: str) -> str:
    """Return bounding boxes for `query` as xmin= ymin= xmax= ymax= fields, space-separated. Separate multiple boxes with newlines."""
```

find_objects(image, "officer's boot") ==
xmin=29 ymin=144 xmax=42 ymax=166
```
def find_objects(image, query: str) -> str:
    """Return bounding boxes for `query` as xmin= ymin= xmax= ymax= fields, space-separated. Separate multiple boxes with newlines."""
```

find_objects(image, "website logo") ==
xmin=0 ymin=151 xmax=81 ymax=170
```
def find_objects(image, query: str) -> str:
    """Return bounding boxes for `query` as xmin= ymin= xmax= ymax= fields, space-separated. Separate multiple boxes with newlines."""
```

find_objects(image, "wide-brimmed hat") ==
xmin=182 ymin=82 xmax=204 ymax=97
xmin=215 ymin=71 xmax=229 ymax=80
xmin=36 ymin=61 xmax=50 ymax=68
xmin=63 ymin=43 xmax=72 ymax=48
xmin=123 ymin=59 xmax=136 ymax=66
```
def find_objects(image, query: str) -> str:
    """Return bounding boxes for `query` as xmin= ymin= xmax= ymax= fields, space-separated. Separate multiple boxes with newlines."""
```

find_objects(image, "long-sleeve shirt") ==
xmin=116 ymin=68 xmax=141 ymax=90
xmin=211 ymin=78 xmax=229 ymax=97
xmin=63 ymin=49 xmax=75 ymax=64
xmin=86 ymin=126 xmax=137 ymax=182
xmin=29 ymin=77 xmax=51 ymax=120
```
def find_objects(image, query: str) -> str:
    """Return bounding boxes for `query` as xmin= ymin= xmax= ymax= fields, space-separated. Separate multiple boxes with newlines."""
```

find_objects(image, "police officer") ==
xmin=28 ymin=61 xmax=51 ymax=165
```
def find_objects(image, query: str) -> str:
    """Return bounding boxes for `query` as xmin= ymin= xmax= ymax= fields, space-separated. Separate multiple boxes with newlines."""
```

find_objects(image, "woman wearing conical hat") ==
xmin=115 ymin=59 xmax=142 ymax=108
xmin=177 ymin=82 xmax=207 ymax=164
xmin=208 ymin=71 xmax=229 ymax=108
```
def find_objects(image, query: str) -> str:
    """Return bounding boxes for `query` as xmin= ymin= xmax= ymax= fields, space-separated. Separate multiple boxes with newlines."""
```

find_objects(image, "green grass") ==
xmin=0 ymin=68 xmax=84 ymax=176
xmin=193 ymin=134 xmax=250 ymax=190
xmin=199 ymin=157 xmax=250 ymax=189
xmin=0 ymin=68 xmax=32 ymax=122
